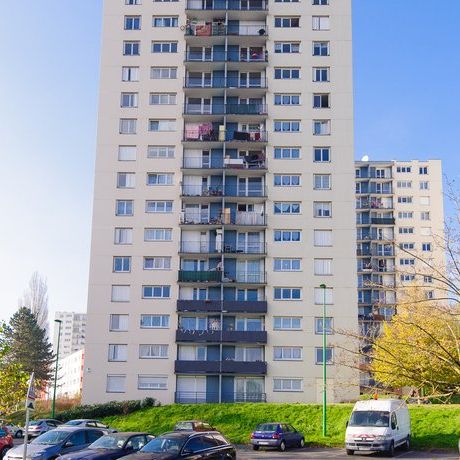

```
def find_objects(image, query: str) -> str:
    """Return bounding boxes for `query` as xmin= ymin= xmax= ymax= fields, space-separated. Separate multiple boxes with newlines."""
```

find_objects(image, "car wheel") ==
xmin=386 ymin=441 xmax=395 ymax=457
xmin=346 ymin=449 xmax=354 ymax=456
xmin=1 ymin=447 xmax=10 ymax=458
xmin=15 ymin=430 xmax=23 ymax=439
xmin=278 ymin=441 xmax=286 ymax=452
xmin=298 ymin=438 xmax=305 ymax=448
xmin=403 ymin=436 xmax=410 ymax=450
xmin=252 ymin=445 xmax=259 ymax=451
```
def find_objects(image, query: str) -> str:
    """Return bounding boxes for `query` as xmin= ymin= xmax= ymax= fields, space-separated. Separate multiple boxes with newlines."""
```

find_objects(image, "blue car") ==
xmin=250 ymin=423 xmax=305 ymax=451
xmin=4 ymin=426 xmax=106 ymax=460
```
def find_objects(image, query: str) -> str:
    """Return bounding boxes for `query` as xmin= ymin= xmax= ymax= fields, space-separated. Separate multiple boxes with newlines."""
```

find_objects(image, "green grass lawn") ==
xmin=103 ymin=403 xmax=460 ymax=450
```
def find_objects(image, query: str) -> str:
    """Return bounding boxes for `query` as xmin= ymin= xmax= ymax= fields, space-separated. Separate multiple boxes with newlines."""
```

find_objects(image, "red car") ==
xmin=0 ymin=428 xmax=13 ymax=458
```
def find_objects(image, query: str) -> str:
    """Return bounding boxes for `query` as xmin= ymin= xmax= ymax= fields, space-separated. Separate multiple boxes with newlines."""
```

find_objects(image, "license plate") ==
xmin=258 ymin=442 xmax=269 ymax=445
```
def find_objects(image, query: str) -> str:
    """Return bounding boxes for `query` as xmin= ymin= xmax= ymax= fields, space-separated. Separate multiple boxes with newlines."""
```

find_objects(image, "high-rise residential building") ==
xmin=83 ymin=0 xmax=358 ymax=404
xmin=56 ymin=349 xmax=85 ymax=398
xmin=355 ymin=159 xmax=445 ymax=387
xmin=53 ymin=311 xmax=87 ymax=360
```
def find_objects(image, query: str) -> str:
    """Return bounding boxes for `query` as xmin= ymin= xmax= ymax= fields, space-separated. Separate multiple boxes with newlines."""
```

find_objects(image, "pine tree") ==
xmin=5 ymin=307 xmax=54 ymax=389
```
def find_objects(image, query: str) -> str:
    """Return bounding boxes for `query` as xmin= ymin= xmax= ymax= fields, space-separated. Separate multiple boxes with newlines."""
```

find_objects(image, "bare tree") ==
xmin=18 ymin=271 xmax=49 ymax=333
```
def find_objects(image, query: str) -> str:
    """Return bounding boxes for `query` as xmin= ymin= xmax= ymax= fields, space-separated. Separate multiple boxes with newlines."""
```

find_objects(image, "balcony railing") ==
xmin=178 ymin=271 xmax=221 ymax=282
xmin=177 ymin=270 xmax=266 ymax=283
xmin=180 ymin=185 xmax=266 ymax=198
xmin=176 ymin=299 xmax=268 ymax=313
xmin=181 ymin=185 xmax=223 ymax=197
xmin=185 ymin=24 xmax=268 ymax=37
xmin=179 ymin=241 xmax=267 ymax=254
xmin=176 ymin=329 xmax=268 ymax=343
xmin=183 ymin=103 xmax=267 ymax=116
xmin=182 ymin=155 xmax=266 ymax=170
xmin=175 ymin=360 xmax=267 ymax=374
xmin=356 ymin=202 xmax=393 ymax=210
xmin=175 ymin=391 xmax=266 ymax=403
xmin=180 ymin=211 xmax=267 ymax=226
xmin=184 ymin=77 xmax=268 ymax=89
xmin=183 ymin=129 xmax=268 ymax=143
xmin=186 ymin=0 xmax=268 ymax=11
xmin=224 ymin=271 xmax=266 ymax=284
xmin=184 ymin=53 xmax=268 ymax=64
xmin=371 ymin=218 xmax=396 ymax=225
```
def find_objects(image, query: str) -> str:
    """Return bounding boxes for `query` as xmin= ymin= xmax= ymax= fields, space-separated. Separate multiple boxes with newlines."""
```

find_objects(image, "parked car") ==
xmin=122 ymin=431 xmax=236 ymax=459
xmin=173 ymin=421 xmax=215 ymax=432
xmin=250 ymin=423 xmax=305 ymax=451
xmin=3 ymin=425 xmax=24 ymax=439
xmin=345 ymin=399 xmax=411 ymax=457
xmin=26 ymin=419 xmax=63 ymax=437
xmin=59 ymin=432 xmax=152 ymax=460
xmin=63 ymin=420 xmax=117 ymax=432
xmin=4 ymin=427 xmax=105 ymax=460
xmin=0 ymin=429 xmax=14 ymax=458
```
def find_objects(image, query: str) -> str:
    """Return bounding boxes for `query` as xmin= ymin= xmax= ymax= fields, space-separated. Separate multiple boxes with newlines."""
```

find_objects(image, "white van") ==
xmin=345 ymin=399 xmax=411 ymax=456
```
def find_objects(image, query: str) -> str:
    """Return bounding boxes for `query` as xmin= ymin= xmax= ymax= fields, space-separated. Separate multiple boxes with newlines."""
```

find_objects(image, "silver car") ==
xmin=26 ymin=420 xmax=63 ymax=437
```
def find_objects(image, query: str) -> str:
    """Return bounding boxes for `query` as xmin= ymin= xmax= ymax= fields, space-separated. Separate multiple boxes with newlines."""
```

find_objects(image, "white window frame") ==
xmin=139 ymin=344 xmax=168 ymax=359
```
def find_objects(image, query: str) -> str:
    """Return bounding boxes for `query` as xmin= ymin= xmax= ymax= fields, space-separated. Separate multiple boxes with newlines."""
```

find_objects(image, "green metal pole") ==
xmin=320 ymin=283 xmax=327 ymax=437
xmin=52 ymin=320 xmax=62 ymax=418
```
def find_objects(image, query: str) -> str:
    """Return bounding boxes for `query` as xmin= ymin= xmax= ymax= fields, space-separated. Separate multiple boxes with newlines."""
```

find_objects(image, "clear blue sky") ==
xmin=0 ymin=0 xmax=459 ymax=323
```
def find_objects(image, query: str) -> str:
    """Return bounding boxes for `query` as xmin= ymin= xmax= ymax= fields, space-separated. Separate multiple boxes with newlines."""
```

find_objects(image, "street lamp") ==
xmin=320 ymin=283 xmax=327 ymax=437
xmin=52 ymin=319 xmax=62 ymax=418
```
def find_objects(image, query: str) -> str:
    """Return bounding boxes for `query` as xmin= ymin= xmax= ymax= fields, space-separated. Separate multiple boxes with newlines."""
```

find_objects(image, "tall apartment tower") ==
xmin=53 ymin=311 xmax=87 ymax=360
xmin=355 ymin=159 xmax=444 ymax=387
xmin=83 ymin=0 xmax=358 ymax=404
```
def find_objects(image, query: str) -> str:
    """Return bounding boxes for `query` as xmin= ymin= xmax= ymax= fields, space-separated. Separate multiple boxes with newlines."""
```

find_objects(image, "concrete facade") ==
xmin=57 ymin=349 xmax=85 ymax=398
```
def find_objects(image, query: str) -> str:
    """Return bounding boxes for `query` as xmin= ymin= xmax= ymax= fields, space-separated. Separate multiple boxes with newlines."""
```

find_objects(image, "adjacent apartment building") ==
xmin=53 ymin=311 xmax=87 ymax=360
xmin=355 ymin=159 xmax=444 ymax=387
xmin=83 ymin=0 xmax=358 ymax=404
xmin=56 ymin=349 xmax=85 ymax=398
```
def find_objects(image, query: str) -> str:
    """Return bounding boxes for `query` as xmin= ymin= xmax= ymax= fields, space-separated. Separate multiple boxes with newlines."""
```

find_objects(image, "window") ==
xmin=274 ymin=42 xmax=300 ymax=53
xmin=314 ymin=258 xmax=332 ymax=275
xmin=106 ymin=375 xmax=126 ymax=393
xmin=424 ymin=275 xmax=433 ymax=283
xmin=421 ymin=211 xmax=430 ymax=221
xmin=144 ymin=228 xmax=172 ymax=241
xmin=315 ymin=317 xmax=333 ymax=334
xmin=314 ymin=229 xmax=332 ymax=246
xmin=314 ymin=287 xmax=333 ymax=304
xmin=116 ymin=200 xmax=133 ymax=216
xmin=274 ymin=17 xmax=300 ymax=27
xmin=126 ymin=0 xmax=141 ymax=3
xmin=140 ymin=315 xmax=170 ymax=328
xmin=122 ymin=67 xmax=139 ymax=82
xmin=313 ymin=0 xmax=329 ymax=4
xmin=397 ymin=180 xmax=412 ymax=188
xmin=153 ymin=16 xmax=178 ymax=27
xmin=110 ymin=314 xmax=129 ymax=331
xmin=274 ymin=258 xmax=301 ymax=271
xmin=398 ymin=211 xmax=413 ymax=219
xmin=142 ymin=285 xmax=171 ymax=298
xmin=117 ymin=172 xmax=135 ymax=188
xmin=118 ymin=146 xmax=137 ymax=161
xmin=313 ymin=93 xmax=330 ymax=108
xmin=150 ymin=93 xmax=177 ymax=105
xmin=274 ymin=347 xmax=302 ymax=360
xmin=111 ymin=285 xmax=130 ymax=302
xmin=113 ymin=256 xmax=131 ymax=272
xmin=421 ymin=227 xmax=432 ymax=236
xmin=274 ymin=202 xmax=300 ymax=214
xmin=398 ymin=196 xmax=413 ymax=204
xmin=123 ymin=41 xmax=140 ymax=56
xmin=419 ymin=166 xmax=428 ymax=175
xmin=274 ymin=175 xmax=301 ymax=186
xmin=315 ymin=347 xmax=333 ymax=364
xmin=422 ymin=243 xmax=432 ymax=252
xmin=400 ymin=258 xmax=415 ymax=266
xmin=312 ymin=16 xmax=330 ymax=30
xmin=138 ymin=375 xmax=167 ymax=390
xmin=399 ymin=227 xmax=414 ymax=234
xmin=145 ymin=201 xmax=173 ymax=213
xmin=149 ymin=119 xmax=176 ymax=131
xmin=152 ymin=41 xmax=177 ymax=53
xmin=274 ymin=147 xmax=300 ymax=159
xmin=420 ymin=181 xmax=429 ymax=190
xmin=274 ymin=287 xmax=301 ymax=300
xmin=400 ymin=274 xmax=415 ymax=281
xmin=274 ymin=94 xmax=300 ymax=105
xmin=425 ymin=290 xmax=434 ymax=300
xmin=125 ymin=16 xmax=141 ymax=30
xmin=313 ymin=41 xmax=329 ymax=56
xmin=314 ymin=174 xmax=331 ymax=190
xmin=420 ymin=196 xmax=430 ymax=205
xmin=120 ymin=119 xmax=136 ymax=134
xmin=139 ymin=344 xmax=168 ymax=359
xmin=147 ymin=173 xmax=173 ymax=185
xmin=115 ymin=228 xmax=133 ymax=244
xmin=274 ymin=120 xmax=300 ymax=132
xmin=399 ymin=242 xmax=415 ymax=250
xmin=274 ymin=317 xmax=302 ymax=330
xmin=151 ymin=67 xmax=177 ymax=79
xmin=148 ymin=146 xmax=175 ymax=158
xmin=313 ymin=120 xmax=330 ymax=135
xmin=144 ymin=257 xmax=171 ymax=270
xmin=274 ymin=68 xmax=300 ymax=79
xmin=314 ymin=147 xmax=330 ymax=162
xmin=314 ymin=201 xmax=332 ymax=217
xmin=274 ymin=230 xmax=301 ymax=242
xmin=396 ymin=166 xmax=411 ymax=173
xmin=108 ymin=344 xmax=128 ymax=362
xmin=313 ymin=67 xmax=330 ymax=82
xmin=273 ymin=378 xmax=302 ymax=391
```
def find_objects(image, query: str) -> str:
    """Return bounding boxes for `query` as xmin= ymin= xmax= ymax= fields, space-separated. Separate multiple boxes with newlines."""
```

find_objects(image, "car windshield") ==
xmin=31 ymin=430 xmax=69 ymax=445
xmin=63 ymin=421 xmax=82 ymax=426
xmin=349 ymin=411 xmax=390 ymax=427
xmin=29 ymin=421 xmax=42 ymax=426
xmin=89 ymin=434 xmax=128 ymax=449
xmin=140 ymin=436 xmax=185 ymax=454
xmin=256 ymin=424 xmax=279 ymax=432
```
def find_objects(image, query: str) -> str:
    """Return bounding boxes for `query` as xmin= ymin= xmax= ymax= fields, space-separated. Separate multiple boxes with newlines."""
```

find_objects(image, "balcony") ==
xmin=186 ymin=0 xmax=268 ymax=13
xmin=224 ymin=271 xmax=266 ymax=284
xmin=175 ymin=391 xmax=266 ymax=404
xmin=180 ymin=185 xmax=267 ymax=200
xmin=184 ymin=53 xmax=268 ymax=71
xmin=178 ymin=270 xmax=266 ymax=284
xmin=175 ymin=360 xmax=267 ymax=374
xmin=182 ymin=154 xmax=266 ymax=171
xmin=177 ymin=299 xmax=268 ymax=313
xmin=180 ymin=211 xmax=267 ymax=228
xmin=176 ymin=329 xmax=267 ymax=343
xmin=179 ymin=241 xmax=267 ymax=255
xmin=181 ymin=185 xmax=223 ymax=199
xmin=184 ymin=77 xmax=268 ymax=93
xmin=178 ymin=271 xmax=221 ymax=283
xmin=370 ymin=217 xmax=395 ymax=225
xmin=183 ymin=129 xmax=268 ymax=145
xmin=356 ymin=248 xmax=372 ymax=256
xmin=183 ymin=103 xmax=268 ymax=121
xmin=185 ymin=24 xmax=268 ymax=43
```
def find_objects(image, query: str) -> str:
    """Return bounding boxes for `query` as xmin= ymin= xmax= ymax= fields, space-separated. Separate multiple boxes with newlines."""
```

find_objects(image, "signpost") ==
xmin=23 ymin=372 xmax=35 ymax=460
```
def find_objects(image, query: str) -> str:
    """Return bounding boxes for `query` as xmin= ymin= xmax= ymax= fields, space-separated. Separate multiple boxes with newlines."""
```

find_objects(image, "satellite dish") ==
xmin=361 ymin=155 xmax=369 ymax=162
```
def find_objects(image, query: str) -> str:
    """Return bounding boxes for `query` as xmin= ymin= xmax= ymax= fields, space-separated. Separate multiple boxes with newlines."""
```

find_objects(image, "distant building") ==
xmin=53 ymin=311 xmax=86 ymax=360
xmin=57 ymin=349 xmax=84 ymax=398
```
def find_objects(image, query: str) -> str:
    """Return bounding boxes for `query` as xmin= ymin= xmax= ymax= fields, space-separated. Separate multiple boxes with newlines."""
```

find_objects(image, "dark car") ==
xmin=63 ymin=420 xmax=117 ymax=433
xmin=59 ymin=432 xmax=152 ymax=460
xmin=173 ymin=421 xmax=215 ymax=432
xmin=4 ymin=426 xmax=105 ymax=460
xmin=250 ymin=423 xmax=305 ymax=451
xmin=122 ymin=431 xmax=235 ymax=460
